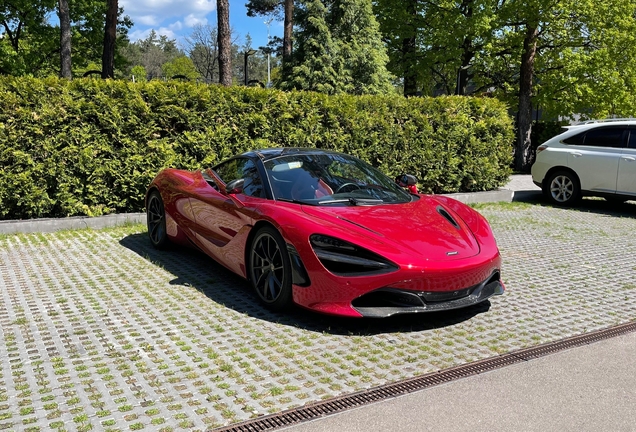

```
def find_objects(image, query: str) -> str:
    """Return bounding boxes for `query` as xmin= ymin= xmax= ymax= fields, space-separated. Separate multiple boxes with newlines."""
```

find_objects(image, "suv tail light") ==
xmin=536 ymin=144 xmax=548 ymax=154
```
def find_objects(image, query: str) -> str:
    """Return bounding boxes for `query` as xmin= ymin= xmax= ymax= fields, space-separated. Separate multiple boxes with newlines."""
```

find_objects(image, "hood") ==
xmin=301 ymin=196 xmax=480 ymax=261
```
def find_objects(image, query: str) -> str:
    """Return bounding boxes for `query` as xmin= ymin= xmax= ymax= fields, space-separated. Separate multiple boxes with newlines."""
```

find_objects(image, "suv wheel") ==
xmin=544 ymin=170 xmax=581 ymax=206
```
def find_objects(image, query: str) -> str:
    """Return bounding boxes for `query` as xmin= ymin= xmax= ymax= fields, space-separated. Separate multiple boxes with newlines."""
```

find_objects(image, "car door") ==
xmin=565 ymin=126 xmax=626 ymax=194
xmin=189 ymin=157 xmax=267 ymax=274
xmin=616 ymin=127 xmax=636 ymax=196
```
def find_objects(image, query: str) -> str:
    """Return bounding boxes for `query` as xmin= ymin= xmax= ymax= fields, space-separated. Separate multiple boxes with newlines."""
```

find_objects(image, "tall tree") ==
xmin=185 ymin=24 xmax=219 ymax=83
xmin=516 ymin=22 xmax=538 ymax=172
xmin=162 ymin=56 xmax=201 ymax=80
xmin=330 ymin=0 xmax=393 ymax=94
xmin=58 ymin=0 xmax=72 ymax=78
xmin=281 ymin=0 xmax=392 ymax=94
xmin=217 ymin=0 xmax=232 ymax=85
xmin=375 ymin=0 xmax=421 ymax=96
xmin=376 ymin=0 xmax=502 ymax=97
xmin=0 ymin=0 xmax=131 ymax=76
xmin=279 ymin=0 xmax=342 ymax=93
xmin=120 ymin=30 xmax=180 ymax=79
xmin=0 ymin=0 xmax=57 ymax=75
xmin=101 ymin=0 xmax=117 ymax=78
xmin=283 ymin=0 xmax=293 ymax=59
xmin=375 ymin=0 xmax=636 ymax=169
xmin=245 ymin=0 xmax=294 ymax=63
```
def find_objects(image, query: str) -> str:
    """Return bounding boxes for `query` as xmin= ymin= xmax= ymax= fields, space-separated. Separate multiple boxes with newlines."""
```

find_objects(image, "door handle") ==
xmin=571 ymin=152 xmax=583 ymax=157
xmin=622 ymin=156 xmax=636 ymax=161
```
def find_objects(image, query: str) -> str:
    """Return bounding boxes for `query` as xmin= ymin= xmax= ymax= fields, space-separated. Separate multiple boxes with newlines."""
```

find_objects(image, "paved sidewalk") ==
xmin=281 ymin=331 xmax=636 ymax=432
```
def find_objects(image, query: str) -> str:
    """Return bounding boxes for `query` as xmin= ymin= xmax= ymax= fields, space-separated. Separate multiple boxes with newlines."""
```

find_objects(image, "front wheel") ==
xmin=544 ymin=171 xmax=581 ymax=206
xmin=147 ymin=191 xmax=169 ymax=248
xmin=248 ymin=226 xmax=293 ymax=311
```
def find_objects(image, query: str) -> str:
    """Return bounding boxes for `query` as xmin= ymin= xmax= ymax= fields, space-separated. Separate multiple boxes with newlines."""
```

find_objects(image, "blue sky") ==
xmin=120 ymin=0 xmax=282 ymax=50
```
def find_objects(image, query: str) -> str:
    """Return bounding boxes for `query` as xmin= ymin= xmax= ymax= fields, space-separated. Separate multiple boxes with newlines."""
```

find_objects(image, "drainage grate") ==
xmin=214 ymin=321 xmax=636 ymax=432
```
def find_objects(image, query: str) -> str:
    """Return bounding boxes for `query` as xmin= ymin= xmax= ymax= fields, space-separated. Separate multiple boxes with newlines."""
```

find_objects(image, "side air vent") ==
xmin=437 ymin=206 xmax=460 ymax=230
xmin=310 ymin=234 xmax=398 ymax=276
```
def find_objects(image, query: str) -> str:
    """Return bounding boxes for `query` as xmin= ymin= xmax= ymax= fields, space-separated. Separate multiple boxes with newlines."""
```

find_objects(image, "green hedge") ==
xmin=0 ymin=77 xmax=513 ymax=220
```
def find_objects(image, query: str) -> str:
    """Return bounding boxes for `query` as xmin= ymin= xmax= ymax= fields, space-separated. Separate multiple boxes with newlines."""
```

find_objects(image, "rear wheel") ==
xmin=147 ymin=191 xmax=168 ymax=248
xmin=544 ymin=171 xmax=581 ymax=206
xmin=248 ymin=226 xmax=293 ymax=311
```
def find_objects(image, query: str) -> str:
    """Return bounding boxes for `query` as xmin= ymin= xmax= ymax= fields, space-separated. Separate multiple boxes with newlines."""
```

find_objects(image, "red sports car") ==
xmin=146 ymin=148 xmax=504 ymax=318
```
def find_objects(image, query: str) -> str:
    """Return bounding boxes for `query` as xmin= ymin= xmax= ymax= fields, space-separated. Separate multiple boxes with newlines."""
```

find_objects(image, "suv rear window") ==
xmin=562 ymin=132 xmax=584 ymax=145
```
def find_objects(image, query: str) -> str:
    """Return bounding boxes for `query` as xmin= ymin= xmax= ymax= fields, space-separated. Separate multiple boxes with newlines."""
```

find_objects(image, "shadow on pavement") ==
xmin=119 ymin=233 xmax=489 ymax=336
xmin=513 ymin=189 xmax=636 ymax=217
xmin=511 ymin=190 xmax=543 ymax=203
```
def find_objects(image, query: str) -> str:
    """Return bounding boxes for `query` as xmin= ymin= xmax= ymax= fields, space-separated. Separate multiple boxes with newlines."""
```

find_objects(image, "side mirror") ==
xmin=395 ymin=174 xmax=418 ymax=194
xmin=395 ymin=174 xmax=418 ymax=187
xmin=225 ymin=178 xmax=245 ymax=195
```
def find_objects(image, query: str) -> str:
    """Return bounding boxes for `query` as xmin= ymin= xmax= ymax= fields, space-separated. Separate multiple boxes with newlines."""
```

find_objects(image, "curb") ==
xmin=0 ymin=212 xmax=146 ymax=235
xmin=443 ymin=188 xmax=514 ymax=205
xmin=0 ymin=189 xmax=517 ymax=235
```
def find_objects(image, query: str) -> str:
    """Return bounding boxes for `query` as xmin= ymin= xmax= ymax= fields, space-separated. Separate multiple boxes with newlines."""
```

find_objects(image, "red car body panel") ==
xmin=148 ymin=153 xmax=504 ymax=318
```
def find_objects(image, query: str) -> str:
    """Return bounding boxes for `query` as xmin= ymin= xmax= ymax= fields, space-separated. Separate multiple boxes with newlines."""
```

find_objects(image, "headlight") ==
xmin=310 ymin=234 xmax=398 ymax=276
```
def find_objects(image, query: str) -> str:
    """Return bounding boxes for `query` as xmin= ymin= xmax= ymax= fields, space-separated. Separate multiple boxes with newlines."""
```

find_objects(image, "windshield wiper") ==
xmin=318 ymin=197 xmax=384 ymax=206
xmin=277 ymin=197 xmax=316 ymax=205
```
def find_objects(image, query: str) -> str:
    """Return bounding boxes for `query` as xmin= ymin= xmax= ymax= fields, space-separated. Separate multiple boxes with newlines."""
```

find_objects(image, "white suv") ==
xmin=531 ymin=120 xmax=636 ymax=206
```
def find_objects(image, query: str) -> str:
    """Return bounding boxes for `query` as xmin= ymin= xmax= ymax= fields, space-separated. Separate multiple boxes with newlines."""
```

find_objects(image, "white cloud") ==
xmin=121 ymin=0 xmax=216 ymax=22
xmin=137 ymin=15 xmax=159 ymax=26
xmin=184 ymin=14 xmax=208 ymax=28
xmin=168 ymin=21 xmax=183 ymax=32
xmin=128 ymin=27 xmax=178 ymax=42
xmin=128 ymin=28 xmax=152 ymax=42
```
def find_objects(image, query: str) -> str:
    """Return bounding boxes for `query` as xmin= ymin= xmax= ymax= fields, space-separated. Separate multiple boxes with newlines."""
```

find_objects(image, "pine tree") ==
xmin=329 ymin=0 xmax=393 ymax=94
xmin=280 ymin=0 xmax=393 ymax=95
xmin=279 ymin=0 xmax=342 ymax=94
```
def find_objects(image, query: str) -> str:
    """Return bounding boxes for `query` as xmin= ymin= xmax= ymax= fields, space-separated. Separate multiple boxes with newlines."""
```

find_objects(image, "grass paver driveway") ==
xmin=1 ymin=199 xmax=635 ymax=431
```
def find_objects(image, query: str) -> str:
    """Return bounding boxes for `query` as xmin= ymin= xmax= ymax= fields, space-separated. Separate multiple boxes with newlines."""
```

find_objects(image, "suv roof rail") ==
xmin=577 ymin=118 xmax=636 ymax=125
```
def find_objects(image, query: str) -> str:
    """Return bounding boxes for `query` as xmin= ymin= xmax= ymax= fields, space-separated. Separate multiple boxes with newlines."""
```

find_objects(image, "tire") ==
xmin=248 ymin=226 xmax=293 ymax=311
xmin=147 ymin=191 xmax=169 ymax=249
xmin=544 ymin=170 xmax=581 ymax=206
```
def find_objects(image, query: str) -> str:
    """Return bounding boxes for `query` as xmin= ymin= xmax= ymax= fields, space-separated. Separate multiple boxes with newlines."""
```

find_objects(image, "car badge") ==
xmin=446 ymin=251 xmax=458 ymax=256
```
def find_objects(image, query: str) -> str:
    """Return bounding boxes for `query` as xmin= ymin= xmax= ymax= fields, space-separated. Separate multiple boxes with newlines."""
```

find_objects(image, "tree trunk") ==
xmin=455 ymin=0 xmax=473 ymax=95
xmin=283 ymin=0 xmax=294 ymax=60
xmin=217 ymin=0 xmax=232 ymax=86
xmin=58 ymin=0 xmax=72 ymax=78
xmin=402 ymin=36 xmax=417 ymax=96
xmin=456 ymin=37 xmax=473 ymax=95
xmin=101 ymin=0 xmax=117 ymax=79
xmin=516 ymin=24 xmax=538 ymax=172
xmin=402 ymin=0 xmax=418 ymax=97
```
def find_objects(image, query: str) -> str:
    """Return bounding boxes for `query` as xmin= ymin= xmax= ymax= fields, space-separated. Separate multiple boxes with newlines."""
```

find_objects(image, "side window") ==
xmin=214 ymin=159 xmax=242 ymax=184
xmin=581 ymin=127 xmax=627 ymax=148
xmin=628 ymin=130 xmax=636 ymax=149
xmin=213 ymin=158 xmax=264 ymax=198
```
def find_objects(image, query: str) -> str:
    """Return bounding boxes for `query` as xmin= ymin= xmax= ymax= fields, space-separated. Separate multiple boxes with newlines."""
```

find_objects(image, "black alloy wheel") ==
xmin=249 ymin=226 xmax=293 ymax=311
xmin=147 ymin=191 xmax=168 ymax=248
xmin=545 ymin=170 xmax=581 ymax=206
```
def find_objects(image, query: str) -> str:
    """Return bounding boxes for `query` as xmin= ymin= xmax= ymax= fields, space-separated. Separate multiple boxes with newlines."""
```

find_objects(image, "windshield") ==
xmin=264 ymin=153 xmax=413 ymax=205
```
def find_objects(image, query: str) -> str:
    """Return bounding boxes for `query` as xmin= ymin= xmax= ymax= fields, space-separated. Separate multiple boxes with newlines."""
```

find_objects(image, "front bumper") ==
xmin=351 ymin=271 xmax=504 ymax=318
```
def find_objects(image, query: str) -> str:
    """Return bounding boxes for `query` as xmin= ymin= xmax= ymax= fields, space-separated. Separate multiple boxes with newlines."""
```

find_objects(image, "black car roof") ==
xmin=243 ymin=147 xmax=342 ymax=162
